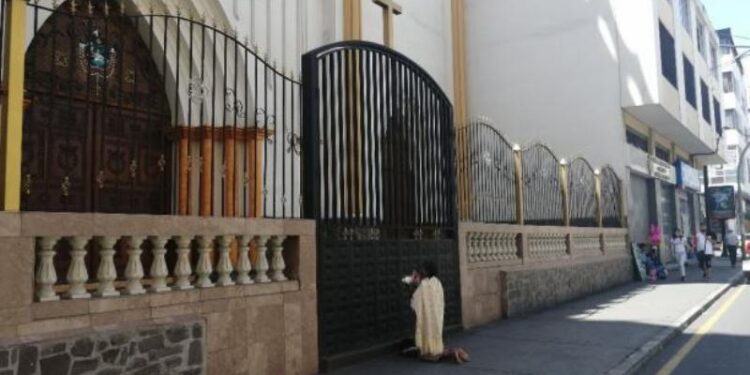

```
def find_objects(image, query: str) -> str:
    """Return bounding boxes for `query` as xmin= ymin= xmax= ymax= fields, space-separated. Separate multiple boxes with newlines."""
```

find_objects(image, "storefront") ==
xmin=675 ymin=161 xmax=702 ymax=237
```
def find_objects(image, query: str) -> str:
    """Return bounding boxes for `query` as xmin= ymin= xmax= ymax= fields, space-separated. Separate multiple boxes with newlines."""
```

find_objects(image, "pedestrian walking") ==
xmin=696 ymin=226 xmax=712 ymax=280
xmin=670 ymin=229 xmax=689 ymax=281
xmin=725 ymin=228 xmax=739 ymax=268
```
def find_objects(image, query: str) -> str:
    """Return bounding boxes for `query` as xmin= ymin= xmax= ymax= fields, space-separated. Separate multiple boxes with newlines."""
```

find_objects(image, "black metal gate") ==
xmin=302 ymin=41 xmax=460 ymax=368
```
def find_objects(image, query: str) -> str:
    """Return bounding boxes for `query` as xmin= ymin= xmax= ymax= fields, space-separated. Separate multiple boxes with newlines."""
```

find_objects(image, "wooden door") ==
xmin=21 ymin=1 xmax=172 ymax=214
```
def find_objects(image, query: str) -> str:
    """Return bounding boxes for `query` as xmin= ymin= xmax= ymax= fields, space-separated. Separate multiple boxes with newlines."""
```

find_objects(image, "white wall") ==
xmin=361 ymin=0 xmax=455 ymax=100
xmin=464 ymin=0 xmax=627 ymax=176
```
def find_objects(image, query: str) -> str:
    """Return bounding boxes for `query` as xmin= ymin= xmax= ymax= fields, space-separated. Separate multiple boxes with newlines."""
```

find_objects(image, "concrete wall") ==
xmin=458 ymin=222 xmax=632 ymax=329
xmin=464 ymin=0 xmax=628 ymax=178
xmin=0 ymin=213 xmax=318 ymax=375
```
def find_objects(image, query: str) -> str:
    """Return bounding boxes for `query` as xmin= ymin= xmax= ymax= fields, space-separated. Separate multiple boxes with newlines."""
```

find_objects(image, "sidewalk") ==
xmin=327 ymin=258 xmax=744 ymax=375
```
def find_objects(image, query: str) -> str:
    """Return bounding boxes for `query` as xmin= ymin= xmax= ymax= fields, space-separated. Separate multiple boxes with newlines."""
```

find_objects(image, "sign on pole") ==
xmin=706 ymin=186 xmax=736 ymax=219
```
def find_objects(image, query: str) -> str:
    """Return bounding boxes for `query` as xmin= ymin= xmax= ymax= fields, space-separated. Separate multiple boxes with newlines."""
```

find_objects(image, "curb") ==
xmin=606 ymin=271 xmax=745 ymax=375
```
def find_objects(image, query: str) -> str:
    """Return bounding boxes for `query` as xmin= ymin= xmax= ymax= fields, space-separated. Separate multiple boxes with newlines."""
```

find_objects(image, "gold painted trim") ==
xmin=343 ymin=0 xmax=362 ymax=40
xmin=0 ymin=0 xmax=27 ymax=211
xmin=451 ymin=0 xmax=467 ymax=126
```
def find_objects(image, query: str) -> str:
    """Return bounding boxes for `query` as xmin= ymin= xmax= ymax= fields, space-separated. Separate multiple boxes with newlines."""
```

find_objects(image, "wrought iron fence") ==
xmin=568 ymin=158 xmax=597 ymax=227
xmin=456 ymin=119 xmax=623 ymax=228
xmin=457 ymin=120 xmax=516 ymax=223
xmin=21 ymin=0 xmax=301 ymax=218
xmin=600 ymin=166 xmax=623 ymax=227
xmin=522 ymin=144 xmax=564 ymax=226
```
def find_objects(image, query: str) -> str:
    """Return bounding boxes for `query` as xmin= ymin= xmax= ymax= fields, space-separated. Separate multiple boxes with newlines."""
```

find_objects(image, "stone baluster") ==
xmin=253 ymin=235 xmax=271 ymax=283
xmin=484 ymin=233 xmax=492 ymax=261
xmin=477 ymin=233 xmax=484 ymax=261
xmin=195 ymin=236 xmax=215 ymax=288
xmin=149 ymin=236 xmax=170 ymax=292
xmin=491 ymin=233 xmax=501 ymax=261
xmin=173 ymin=236 xmax=194 ymax=290
xmin=66 ymin=236 xmax=91 ymax=299
xmin=236 ymin=235 xmax=254 ymax=285
xmin=36 ymin=236 xmax=60 ymax=302
xmin=467 ymin=233 xmax=476 ymax=263
xmin=95 ymin=236 xmax=120 ymax=298
xmin=124 ymin=236 xmax=146 ymax=295
xmin=216 ymin=235 xmax=236 ymax=286
xmin=270 ymin=235 xmax=288 ymax=282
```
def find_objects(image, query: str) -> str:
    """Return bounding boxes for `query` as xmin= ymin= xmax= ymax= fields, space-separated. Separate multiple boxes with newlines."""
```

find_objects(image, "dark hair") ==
xmin=421 ymin=261 xmax=438 ymax=278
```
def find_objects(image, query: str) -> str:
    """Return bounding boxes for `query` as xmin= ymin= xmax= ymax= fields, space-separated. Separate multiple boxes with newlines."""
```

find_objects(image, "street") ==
xmin=639 ymin=266 xmax=750 ymax=375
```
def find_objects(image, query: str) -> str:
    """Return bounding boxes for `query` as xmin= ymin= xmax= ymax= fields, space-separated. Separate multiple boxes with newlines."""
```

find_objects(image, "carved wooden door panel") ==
xmin=93 ymin=108 xmax=170 ymax=214
xmin=22 ymin=98 xmax=94 ymax=212
xmin=21 ymin=1 xmax=172 ymax=214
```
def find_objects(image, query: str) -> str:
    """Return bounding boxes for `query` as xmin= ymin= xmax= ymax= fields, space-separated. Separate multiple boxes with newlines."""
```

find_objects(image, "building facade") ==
xmin=706 ymin=28 xmax=750 ymax=234
xmin=464 ymin=0 xmax=726 ymax=255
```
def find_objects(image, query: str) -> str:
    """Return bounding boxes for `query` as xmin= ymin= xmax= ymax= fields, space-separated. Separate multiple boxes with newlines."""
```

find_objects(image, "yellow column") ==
xmin=594 ymin=170 xmax=603 ymax=228
xmin=560 ymin=159 xmax=570 ymax=227
xmin=513 ymin=145 xmax=524 ymax=225
xmin=0 ymin=0 xmax=27 ymax=211
xmin=343 ymin=0 xmax=362 ymax=40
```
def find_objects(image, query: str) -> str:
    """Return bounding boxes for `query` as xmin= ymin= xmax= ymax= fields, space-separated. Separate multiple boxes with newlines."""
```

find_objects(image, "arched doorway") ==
xmin=21 ymin=1 xmax=172 ymax=214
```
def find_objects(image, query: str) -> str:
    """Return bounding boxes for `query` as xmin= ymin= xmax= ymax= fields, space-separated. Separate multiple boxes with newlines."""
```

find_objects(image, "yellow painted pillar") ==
xmin=0 ymin=0 xmax=27 ymax=211
xmin=560 ymin=159 xmax=570 ymax=227
xmin=513 ymin=145 xmax=524 ymax=225
xmin=594 ymin=170 xmax=603 ymax=228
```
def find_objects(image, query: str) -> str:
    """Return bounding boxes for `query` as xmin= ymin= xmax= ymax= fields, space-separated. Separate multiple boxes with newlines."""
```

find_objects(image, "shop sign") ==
xmin=706 ymin=185 xmax=736 ymax=219
xmin=675 ymin=161 xmax=701 ymax=191
xmin=649 ymin=156 xmax=676 ymax=184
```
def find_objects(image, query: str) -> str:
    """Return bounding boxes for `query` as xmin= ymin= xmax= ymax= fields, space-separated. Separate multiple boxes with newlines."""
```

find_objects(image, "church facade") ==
xmin=0 ymin=1 xmax=632 ymax=374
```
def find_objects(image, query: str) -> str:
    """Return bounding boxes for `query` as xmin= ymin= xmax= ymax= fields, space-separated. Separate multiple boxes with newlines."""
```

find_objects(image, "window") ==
xmin=684 ymin=56 xmax=696 ymax=108
xmin=655 ymin=145 xmax=671 ymax=162
xmin=660 ymin=23 xmax=678 ymax=88
xmin=723 ymin=72 xmax=734 ymax=93
xmin=714 ymin=97 xmax=722 ymax=132
xmin=701 ymin=79 xmax=710 ymax=123
xmin=626 ymin=129 xmax=649 ymax=152
xmin=680 ymin=0 xmax=692 ymax=34
xmin=697 ymin=22 xmax=707 ymax=59
xmin=711 ymin=43 xmax=719 ymax=80
xmin=725 ymin=109 xmax=737 ymax=129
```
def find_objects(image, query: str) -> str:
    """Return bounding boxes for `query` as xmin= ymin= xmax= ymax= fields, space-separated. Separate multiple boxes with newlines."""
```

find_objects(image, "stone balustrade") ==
xmin=466 ymin=232 xmax=519 ymax=263
xmin=35 ymin=234 xmax=292 ymax=302
xmin=570 ymin=233 xmax=603 ymax=256
xmin=461 ymin=223 xmax=629 ymax=268
xmin=527 ymin=233 xmax=568 ymax=260
xmin=603 ymin=231 xmax=629 ymax=255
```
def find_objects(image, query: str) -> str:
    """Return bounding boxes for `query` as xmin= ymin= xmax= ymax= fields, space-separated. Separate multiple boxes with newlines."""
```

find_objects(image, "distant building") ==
xmin=465 ymin=0 xmax=726 ymax=252
xmin=706 ymin=28 xmax=750 ymax=234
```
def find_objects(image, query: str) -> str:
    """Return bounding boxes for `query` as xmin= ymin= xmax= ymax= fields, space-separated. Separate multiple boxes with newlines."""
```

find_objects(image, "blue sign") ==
xmin=675 ymin=161 xmax=701 ymax=191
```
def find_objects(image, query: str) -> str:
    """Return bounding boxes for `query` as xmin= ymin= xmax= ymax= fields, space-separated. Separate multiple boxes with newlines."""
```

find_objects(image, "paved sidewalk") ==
xmin=327 ymin=258 xmax=743 ymax=375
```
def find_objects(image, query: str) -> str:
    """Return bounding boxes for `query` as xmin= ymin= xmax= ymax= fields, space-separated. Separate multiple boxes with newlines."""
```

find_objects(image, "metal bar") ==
xmin=242 ymin=38 xmax=248 ymax=217
xmin=184 ymin=15 xmax=195 ymax=215
xmin=210 ymin=24 xmax=217 ymax=216
xmin=320 ymin=55 xmax=330 ymax=219
xmin=281 ymin=65 xmax=287 ymax=218
xmin=364 ymin=50 xmax=374 ymax=225
xmin=262 ymin=54 xmax=268 ymax=217
xmin=355 ymin=49 xmax=369 ymax=225
xmin=336 ymin=50 xmax=345 ymax=222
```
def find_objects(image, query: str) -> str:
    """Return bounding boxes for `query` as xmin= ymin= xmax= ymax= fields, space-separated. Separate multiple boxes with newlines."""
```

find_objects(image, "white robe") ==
xmin=411 ymin=277 xmax=445 ymax=358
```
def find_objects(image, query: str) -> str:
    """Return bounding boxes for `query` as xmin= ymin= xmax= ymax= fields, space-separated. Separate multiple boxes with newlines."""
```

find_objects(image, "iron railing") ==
xmin=457 ymin=119 xmax=624 ymax=228
xmin=21 ymin=0 xmax=301 ymax=218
